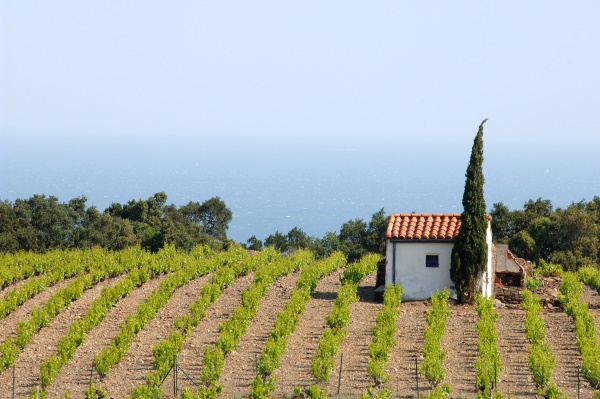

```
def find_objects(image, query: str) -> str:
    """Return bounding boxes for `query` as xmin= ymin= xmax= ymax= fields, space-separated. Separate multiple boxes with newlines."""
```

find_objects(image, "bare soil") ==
xmin=0 ymin=275 xmax=125 ymax=399
xmin=496 ymin=307 xmax=537 ymax=398
xmin=443 ymin=301 xmax=479 ymax=399
xmin=4 ymin=268 xmax=600 ymax=398
xmin=326 ymin=271 xmax=380 ymax=395
xmin=219 ymin=271 xmax=301 ymax=397
xmin=99 ymin=272 xmax=215 ymax=399
xmin=273 ymin=269 xmax=343 ymax=394
xmin=47 ymin=273 xmax=169 ymax=398
xmin=543 ymin=308 xmax=594 ymax=399
xmin=384 ymin=299 xmax=429 ymax=398
xmin=172 ymin=273 xmax=256 ymax=395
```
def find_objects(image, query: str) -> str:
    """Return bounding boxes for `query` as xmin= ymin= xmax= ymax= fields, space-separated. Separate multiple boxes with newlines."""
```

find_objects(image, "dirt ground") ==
xmin=4 ymin=270 xmax=600 ymax=398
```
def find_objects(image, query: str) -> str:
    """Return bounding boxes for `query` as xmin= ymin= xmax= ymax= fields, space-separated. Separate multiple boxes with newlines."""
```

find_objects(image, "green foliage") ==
xmin=246 ymin=235 xmax=263 ymax=251
xmin=306 ymin=384 xmax=327 ymax=399
xmin=525 ymin=275 xmax=542 ymax=291
xmin=474 ymin=296 xmax=502 ymax=395
xmin=360 ymin=386 xmax=395 ymax=399
xmin=249 ymin=374 xmax=276 ymax=399
xmin=421 ymin=290 xmax=450 ymax=388
xmin=83 ymin=382 xmax=108 ymax=399
xmin=0 ymin=248 xmax=151 ymax=372
xmin=0 ymin=192 xmax=233 ymax=253
xmin=560 ymin=272 xmax=600 ymax=388
xmin=34 ymin=246 xmax=217 ymax=396
xmin=451 ymin=120 xmax=488 ymax=303
xmin=311 ymin=253 xmax=379 ymax=384
xmin=423 ymin=383 xmax=451 ymax=399
xmin=544 ymin=383 xmax=568 ymax=399
xmin=509 ymin=230 xmax=537 ymax=262
xmin=249 ymin=252 xmax=346 ymax=398
xmin=537 ymin=260 xmax=563 ymax=277
xmin=92 ymin=245 xmax=224 ymax=377
xmin=184 ymin=250 xmax=314 ymax=397
xmin=491 ymin=196 xmax=600 ymax=271
xmin=262 ymin=208 xmax=387 ymax=262
xmin=367 ymin=284 xmax=402 ymax=386
xmin=521 ymin=289 xmax=562 ymax=397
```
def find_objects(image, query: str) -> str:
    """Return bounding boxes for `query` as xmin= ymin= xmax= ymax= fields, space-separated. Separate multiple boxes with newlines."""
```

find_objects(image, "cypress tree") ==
xmin=450 ymin=119 xmax=488 ymax=303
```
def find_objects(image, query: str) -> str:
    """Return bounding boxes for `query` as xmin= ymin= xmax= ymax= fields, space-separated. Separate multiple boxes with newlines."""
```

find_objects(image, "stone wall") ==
xmin=495 ymin=285 xmax=523 ymax=304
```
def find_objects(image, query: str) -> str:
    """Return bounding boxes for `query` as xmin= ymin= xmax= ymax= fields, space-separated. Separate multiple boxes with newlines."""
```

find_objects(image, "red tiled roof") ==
xmin=386 ymin=213 xmax=462 ymax=240
xmin=386 ymin=213 xmax=492 ymax=240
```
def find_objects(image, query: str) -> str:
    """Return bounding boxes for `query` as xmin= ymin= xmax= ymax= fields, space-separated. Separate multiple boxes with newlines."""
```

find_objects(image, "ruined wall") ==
xmin=494 ymin=284 xmax=523 ymax=304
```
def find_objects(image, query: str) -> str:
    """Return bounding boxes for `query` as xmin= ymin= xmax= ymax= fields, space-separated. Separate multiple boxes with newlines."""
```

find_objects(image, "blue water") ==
xmin=2 ymin=135 xmax=599 ymax=243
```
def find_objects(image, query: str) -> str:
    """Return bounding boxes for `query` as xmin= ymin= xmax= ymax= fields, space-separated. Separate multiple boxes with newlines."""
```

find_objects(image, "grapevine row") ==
xmin=420 ymin=289 xmax=451 ymax=399
xmin=92 ymin=246 xmax=227 ymax=377
xmin=360 ymin=283 xmax=402 ymax=399
xmin=308 ymin=253 xmax=379 ymax=397
xmin=249 ymin=251 xmax=347 ymax=398
xmin=521 ymin=289 xmax=564 ymax=398
xmin=188 ymin=250 xmax=314 ymax=399
xmin=0 ymin=249 xmax=148 ymax=372
xmin=128 ymin=246 xmax=272 ymax=398
xmin=560 ymin=272 xmax=600 ymax=390
xmin=0 ymin=248 xmax=103 ymax=290
xmin=474 ymin=295 xmax=503 ymax=399
xmin=32 ymin=245 xmax=217 ymax=397
xmin=0 ymin=247 xmax=142 ymax=322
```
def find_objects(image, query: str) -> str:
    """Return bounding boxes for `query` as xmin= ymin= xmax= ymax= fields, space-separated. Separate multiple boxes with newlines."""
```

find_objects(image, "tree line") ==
xmin=0 ymin=192 xmax=232 ymax=253
xmin=491 ymin=196 xmax=600 ymax=271
xmin=0 ymin=192 xmax=387 ymax=262
xmin=245 ymin=208 xmax=388 ymax=262
xmin=2 ymin=191 xmax=600 ymax=272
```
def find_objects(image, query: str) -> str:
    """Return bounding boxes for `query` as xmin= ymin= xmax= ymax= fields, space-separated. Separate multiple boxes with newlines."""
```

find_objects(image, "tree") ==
xmin=265 ymin=231 xmax=288 ymax=252
xmin=490 ymin=202 xmax=512 ymax=243
xmin=313 ymin=232 xmax=340 ymax=259
xmin=339 ymin=218 xmax=368 ymax=262
xmin=450 ymin=119 xmax=488 ymax=303
xmin=198 ymin=197 xmax=232 ymax=241
xmin=366 ymin=208 xmax=387 ymax=254
xmin=286 ymin=227 xmax=312 ymax=250
xmin=509 ymin=230 xmax=536 ymax=261
xmin=245 ymin=236 xmax=263 ymax=251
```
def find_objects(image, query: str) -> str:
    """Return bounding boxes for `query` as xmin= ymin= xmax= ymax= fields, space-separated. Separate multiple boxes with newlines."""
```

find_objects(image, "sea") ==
xmin=2 ymin=135 xmax=599 ymax=244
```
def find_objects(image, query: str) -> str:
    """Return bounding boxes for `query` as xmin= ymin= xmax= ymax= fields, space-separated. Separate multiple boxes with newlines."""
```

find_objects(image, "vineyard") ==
xmin=2 ymin=247 xmax=600 ymax=398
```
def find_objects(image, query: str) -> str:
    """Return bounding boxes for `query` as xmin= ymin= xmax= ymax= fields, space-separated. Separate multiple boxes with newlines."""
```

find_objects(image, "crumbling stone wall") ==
xmin=495 ymin=285 xmax=523 ymax=304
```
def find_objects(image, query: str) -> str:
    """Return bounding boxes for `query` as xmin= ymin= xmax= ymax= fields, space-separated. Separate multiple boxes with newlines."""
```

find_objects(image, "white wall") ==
xmin=385 ymin=241 xmax=455 ymax=301
xmin=481 ymin=223 xmax=494 ymax=297
xmin=385 ymin=222 xmax=493 ymax=301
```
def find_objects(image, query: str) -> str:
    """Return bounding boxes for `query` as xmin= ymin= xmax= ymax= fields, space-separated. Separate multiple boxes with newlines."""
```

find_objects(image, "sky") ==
xmin=1 ymin=2 xmax=600 ymax=241
xmin=2 ymin=2 xmax=599 ymax=144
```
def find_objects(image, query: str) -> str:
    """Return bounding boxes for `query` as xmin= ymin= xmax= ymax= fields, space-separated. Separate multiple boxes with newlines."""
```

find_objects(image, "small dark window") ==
xmin=426 ymin=255 xmax=439 ymax=268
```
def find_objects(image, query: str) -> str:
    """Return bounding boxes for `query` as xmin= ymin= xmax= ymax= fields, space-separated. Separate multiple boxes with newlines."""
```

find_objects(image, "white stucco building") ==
xmin=385 ymin=213 xmax=493 ymax=301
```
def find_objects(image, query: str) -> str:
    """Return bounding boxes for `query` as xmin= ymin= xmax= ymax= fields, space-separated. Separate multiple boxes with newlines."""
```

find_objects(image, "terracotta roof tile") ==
xmin=386 ymin=213 xmax=462 ymax=240
xmin=386 ymin=213 xmax=491 ymax=240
